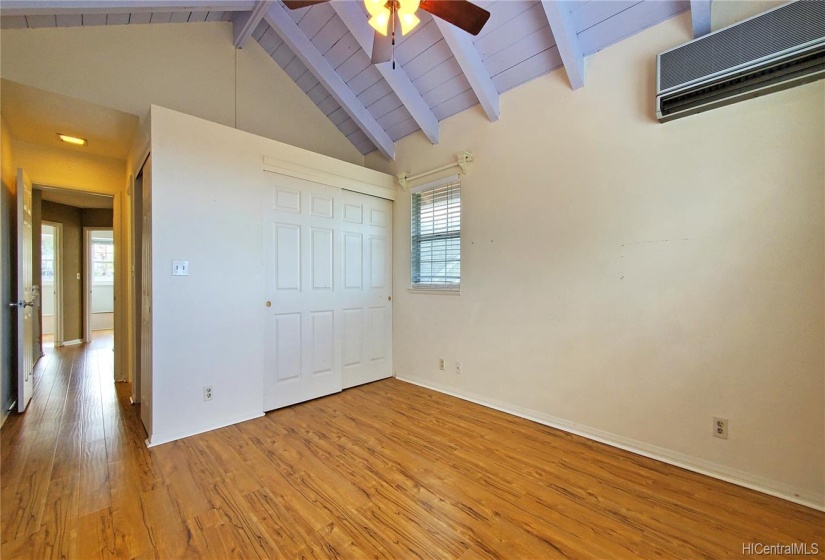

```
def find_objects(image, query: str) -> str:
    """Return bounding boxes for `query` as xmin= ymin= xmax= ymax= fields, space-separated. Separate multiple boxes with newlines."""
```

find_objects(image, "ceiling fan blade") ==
xmin=371 ymin=31 xmax=392 ymax=64
xmin=420 ymin=0 xmax=491 ymax=36
xmin=282 ymin=0 xmax=329 ymax=9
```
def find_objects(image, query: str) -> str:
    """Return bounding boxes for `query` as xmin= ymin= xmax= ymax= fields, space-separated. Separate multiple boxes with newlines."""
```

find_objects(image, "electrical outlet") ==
xmin=204 ymin=386 xmax=213 ymax=402
xmin=713 ymin=417 xmax=728 ymax=439
xmin=439 ymin=357 xmax=445 ymax=371
xmin=455 ymin=361 xmax=463 ymax=374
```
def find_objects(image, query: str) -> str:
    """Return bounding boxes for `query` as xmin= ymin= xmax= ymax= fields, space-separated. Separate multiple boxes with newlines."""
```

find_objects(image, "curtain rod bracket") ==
xmin=397 ymin=151 xmax=473 ymax=191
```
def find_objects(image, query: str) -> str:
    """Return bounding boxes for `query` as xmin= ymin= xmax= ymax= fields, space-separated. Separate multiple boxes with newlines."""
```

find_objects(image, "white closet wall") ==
xmin=146 ymin=106 xmax=395 ymax=446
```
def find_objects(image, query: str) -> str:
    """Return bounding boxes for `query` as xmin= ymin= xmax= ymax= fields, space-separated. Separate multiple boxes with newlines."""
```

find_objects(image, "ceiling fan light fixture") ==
xmin=369 ymin=10 xmax=390 ymax=35
xmin=397 ymin=0 xmax=419 ymax=15
xmin=398 ymin=12 xmax=419 ymax=34
xmin=364 ymin=0 xmax=386 ymax=17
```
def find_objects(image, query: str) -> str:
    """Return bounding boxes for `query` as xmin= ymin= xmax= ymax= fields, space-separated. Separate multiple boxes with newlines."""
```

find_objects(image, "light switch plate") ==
xmin=172 ymin=260 xmax=189 ymax=276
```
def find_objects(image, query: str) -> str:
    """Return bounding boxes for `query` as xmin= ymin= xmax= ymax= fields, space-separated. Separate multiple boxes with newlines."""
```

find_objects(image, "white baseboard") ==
xmin=397 ymin=375 xmax=825 ymax=513
xmin=146 ymin=411 xmax=265 ymax=448
xmin=62 ymin=339 xmax=83 ymax=346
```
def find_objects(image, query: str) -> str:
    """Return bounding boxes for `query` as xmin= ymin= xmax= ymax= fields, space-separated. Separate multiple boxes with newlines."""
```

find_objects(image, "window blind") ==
xmin=411 ymin=177 xmax=461 ymax=289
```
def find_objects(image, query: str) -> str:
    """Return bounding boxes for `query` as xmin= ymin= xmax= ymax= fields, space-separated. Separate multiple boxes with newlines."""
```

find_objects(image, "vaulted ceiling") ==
xmin=1 ymin=0 xmax=708 ymax=160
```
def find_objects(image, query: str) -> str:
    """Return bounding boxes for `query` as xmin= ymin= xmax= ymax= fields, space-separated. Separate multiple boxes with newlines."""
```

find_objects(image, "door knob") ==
xmin=8 ymin=302 xmax=19 ymax=308
xmin=265 ymin=301 xmax=272 ymax=308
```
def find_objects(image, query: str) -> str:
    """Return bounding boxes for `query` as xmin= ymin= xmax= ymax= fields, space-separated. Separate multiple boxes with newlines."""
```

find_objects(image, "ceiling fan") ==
xmin=282 ymin=0 xmax=491 ymax=67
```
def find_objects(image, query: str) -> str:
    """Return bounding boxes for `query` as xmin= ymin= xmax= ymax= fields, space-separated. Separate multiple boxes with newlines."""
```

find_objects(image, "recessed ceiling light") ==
xmin=57 ymin=133 xmax=87 ymax=146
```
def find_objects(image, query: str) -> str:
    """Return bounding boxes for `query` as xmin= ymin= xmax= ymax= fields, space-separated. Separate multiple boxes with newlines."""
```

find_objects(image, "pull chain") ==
xmin=391 ymin=3 xmax=397 ymax=69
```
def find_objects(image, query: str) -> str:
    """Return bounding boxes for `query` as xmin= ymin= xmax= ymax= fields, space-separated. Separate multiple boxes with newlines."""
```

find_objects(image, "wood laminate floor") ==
xmin=1 ymin=334 xmax=823 ymax=559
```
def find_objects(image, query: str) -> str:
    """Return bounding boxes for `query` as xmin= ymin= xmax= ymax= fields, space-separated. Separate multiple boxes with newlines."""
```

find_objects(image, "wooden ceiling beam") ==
xmin=233 ymin=0 xmax=273 ymax=48
xmin=265 ymin=2 xmax=395 ymax=159
xmin=331 ymin=1 xmax=440 ymax=145
xmin=540 ymin=0 xmax=584 ymax=90
xmin=690 ymin=0 xmax=712 ymax=38
xmin=433 ymin=19 xmax=500 ymax=122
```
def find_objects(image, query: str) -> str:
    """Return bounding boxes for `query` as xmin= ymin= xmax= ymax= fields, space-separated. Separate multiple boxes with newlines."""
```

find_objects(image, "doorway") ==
xmin=84 ymin=229 xmax=115 ymax=343
xmin=40 ymin=221 xmax=62 ymax=348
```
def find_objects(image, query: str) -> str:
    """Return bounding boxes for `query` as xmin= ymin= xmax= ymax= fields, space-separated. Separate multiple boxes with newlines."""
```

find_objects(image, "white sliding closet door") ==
xmin=340 ymin=190 xmax=393 ymax=389
xmin=263 ymin=174 xmax=392 ymax=411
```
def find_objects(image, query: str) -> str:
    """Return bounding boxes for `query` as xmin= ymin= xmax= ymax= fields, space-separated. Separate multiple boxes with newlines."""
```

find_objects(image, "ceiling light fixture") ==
xmin=366 ymin=0 xmax=420 ymax=35
xmin=57 ymin=133 xmax=88 ymax=146
xmin=366 ymin=0 xmax=420 ymax=68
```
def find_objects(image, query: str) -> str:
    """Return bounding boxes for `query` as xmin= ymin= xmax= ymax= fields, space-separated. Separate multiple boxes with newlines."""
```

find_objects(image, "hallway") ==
xmin=1 ymin=331 xmax=127 ymax=558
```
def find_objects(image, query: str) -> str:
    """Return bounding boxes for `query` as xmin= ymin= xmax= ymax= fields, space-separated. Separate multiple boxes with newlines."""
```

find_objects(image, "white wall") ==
xmin=366 ymin=13 xmax=825 ymax=507
xmin=148 ymin=105 xmax=393 ymax=445
xmin=0 ymin=21 xmax=363 ymax=166
xmin=92 ymin=285 xmax=114 ymax=314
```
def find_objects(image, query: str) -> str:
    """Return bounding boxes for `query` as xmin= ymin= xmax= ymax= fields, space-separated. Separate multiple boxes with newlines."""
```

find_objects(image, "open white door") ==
xmin=15 ymin=170 xmax=34 ymax=413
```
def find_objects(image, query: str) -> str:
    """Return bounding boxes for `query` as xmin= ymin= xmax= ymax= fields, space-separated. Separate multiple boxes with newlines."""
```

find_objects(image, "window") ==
xmin=92 ymin=236 xmax=114 ymax=283
xmin=411 ymin=176 xmax=461 ymax=290
xmin=42 ymin=231 xmax=55 ymax=283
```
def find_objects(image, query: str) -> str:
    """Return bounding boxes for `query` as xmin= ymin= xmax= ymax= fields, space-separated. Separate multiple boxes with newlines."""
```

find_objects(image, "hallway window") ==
xmin=92 ymin=237 xmax=114 ymax=282
xmin=42 ymin=231 xmax=55 ymax=282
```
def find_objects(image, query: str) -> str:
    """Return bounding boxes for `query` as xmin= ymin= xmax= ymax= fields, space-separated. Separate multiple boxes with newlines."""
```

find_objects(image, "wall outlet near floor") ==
xmin=713 ymin=417 xmax=728 ymax=439
xmin=439 ymin=357 xmax=445 ymax=371
xmin=455 ymin=361 xmax=463 ymax=375
xmin=204 ymin=386 xmax=213 ymax=402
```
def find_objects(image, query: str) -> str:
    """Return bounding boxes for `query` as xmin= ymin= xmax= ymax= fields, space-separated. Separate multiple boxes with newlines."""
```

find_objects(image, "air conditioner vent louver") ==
xmin=657 ymin=0 xmax=825 ymax=122
xmin=660 ymin=0 xmax=825 ymax=91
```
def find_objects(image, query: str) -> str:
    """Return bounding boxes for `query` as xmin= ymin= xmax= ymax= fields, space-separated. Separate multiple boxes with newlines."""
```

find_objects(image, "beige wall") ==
xmin=0 ymin=117 xmax=16 ymax=418
xmin=711 ymin=0 xmax=786 ymax=30
xmin=12 ymin=139 xmax=125 ymax=196
xmin=367 ymin=13 xmax=825 ymax=507
xmin=0 ymin=22 xmax=363 ymax=166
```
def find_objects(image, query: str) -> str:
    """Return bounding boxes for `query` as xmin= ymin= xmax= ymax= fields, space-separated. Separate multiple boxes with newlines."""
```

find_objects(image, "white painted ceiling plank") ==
xmin=540 ymin=0 xmax=584 ymax=90
xmin=83 ymin=12 xmax=107 ymax=25
xmin=56 ymin=13 xmax=82 ymax=26
xmin=331 ymin=0 xmax=439 ymax=144
xmin=434 ymin=18 xmax=500 ymax=122
xmin=265 ymin=2 xmax=395 ymax=159
xmin=26 ymin=14 xmax=56 ymax=27
xmin=107 ymin=11 xmax=130 ymax=24
xmin=233 ymin=0 xmax=273 ymax=48
xmin=0 ymin=1 xmax=255 ymax=16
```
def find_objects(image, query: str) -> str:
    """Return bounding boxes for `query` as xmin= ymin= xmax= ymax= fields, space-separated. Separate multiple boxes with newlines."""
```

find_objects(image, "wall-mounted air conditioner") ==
xmin=657 ymin=0 xmax=825 ymax=122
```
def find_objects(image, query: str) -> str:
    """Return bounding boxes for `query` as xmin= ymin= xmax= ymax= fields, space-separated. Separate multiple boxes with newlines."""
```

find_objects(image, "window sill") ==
xmin=408 ymin=288 xmax=461 ymax=296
